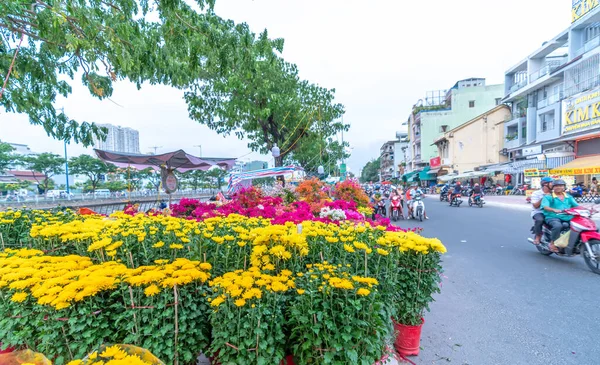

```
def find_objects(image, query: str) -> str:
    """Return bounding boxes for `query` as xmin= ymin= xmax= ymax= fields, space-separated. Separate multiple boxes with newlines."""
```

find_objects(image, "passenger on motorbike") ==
xmin=449 ymin=181 xmax=462 ymax=203
xmin=469 ymin=183 xmax=482 ymax=204
xmin=541 ymin=179 xmax=582 ymax=253
xmin=531 ymin=177 xmax=553 ymax=244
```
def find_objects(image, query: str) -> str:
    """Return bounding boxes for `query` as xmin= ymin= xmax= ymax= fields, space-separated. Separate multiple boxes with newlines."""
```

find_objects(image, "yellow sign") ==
xmin=562 ymin=88 xmax=600 ymax=134
xmin=572 ymin=0 xmax=600 ymax=23
xmin=524 ymin=168 xmax=549 ymax=177
xmin=550 ymin=166 xmax=600 ymax=175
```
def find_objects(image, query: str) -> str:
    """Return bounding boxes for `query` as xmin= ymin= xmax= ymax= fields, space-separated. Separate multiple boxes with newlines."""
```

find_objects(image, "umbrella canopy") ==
xmin=94 ymin=149 xmax=236 ymax=172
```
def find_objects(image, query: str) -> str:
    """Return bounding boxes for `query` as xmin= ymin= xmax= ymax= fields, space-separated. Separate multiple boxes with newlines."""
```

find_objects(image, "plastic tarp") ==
xmin=94 ymin=149 xmax=236 ymax=172
xmin=0 ymin=350 xmax=51 ymax=365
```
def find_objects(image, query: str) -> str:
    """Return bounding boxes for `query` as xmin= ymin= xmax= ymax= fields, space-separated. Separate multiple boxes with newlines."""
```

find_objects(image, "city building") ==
xmin=393 ymin=131 xmax=410 ymax=178
xmin=501 ymin=1 xmax=600 ymax=184
xmin=407 ymin=78 xmax=504 ymax=173
xmin=242 ymin=160 xmax=269 ymax=172
xmin=93 ymin=124 xmax=140 ymax=153
xmin=433 ymin=105 xmax=511 ymax=176
xmin=379 ymin=140 xmax=396 ymax=181
xmin=5 ymin=142 xmax=38 ymax=170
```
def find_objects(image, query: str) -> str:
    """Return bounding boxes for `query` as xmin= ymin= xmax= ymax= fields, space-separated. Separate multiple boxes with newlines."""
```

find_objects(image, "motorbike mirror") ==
xmin=595 ymin=198 xmax=600 ymax=205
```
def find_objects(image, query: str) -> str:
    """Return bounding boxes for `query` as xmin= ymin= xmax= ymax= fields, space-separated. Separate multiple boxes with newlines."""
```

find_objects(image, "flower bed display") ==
xmin=0 ymin=184 xmax=445 ymax=365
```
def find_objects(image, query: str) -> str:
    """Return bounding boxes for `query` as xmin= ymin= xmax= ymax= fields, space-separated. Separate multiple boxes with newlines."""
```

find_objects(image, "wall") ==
xmin=448 ymin=106 xmax=511 ymax=173
xmin=419 ymin=84 xmax=505 ymax=161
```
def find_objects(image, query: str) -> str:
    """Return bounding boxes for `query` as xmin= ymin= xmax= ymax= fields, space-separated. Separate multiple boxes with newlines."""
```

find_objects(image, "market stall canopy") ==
xmin=418 ymin=166 xmax=434 ymax=181
xmin=227 ymin=165 xmax=304 ymax=193
xmin=439 ymin=174 xmax=457 ymax=182
xmin=94 ymin=149 xmax=236 ymax=172
xmin=550 ymin=155 xmax=600 ymax=175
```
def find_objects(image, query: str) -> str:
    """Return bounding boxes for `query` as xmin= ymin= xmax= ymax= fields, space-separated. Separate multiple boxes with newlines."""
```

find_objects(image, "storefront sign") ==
xmin=523 ymin=146 xmax=542 ymax=156
xmin=572 ymin=0 xmax=600 ymax=23
xmin=524 ymin=168 xmax=549 ymax=177
xmin=562 ymin=88 xmax=600 ymax=134
xmin=430 ymin=156 xmax=441 ymax=169
xmin=551 ymin=166 xmax=600 ymax=175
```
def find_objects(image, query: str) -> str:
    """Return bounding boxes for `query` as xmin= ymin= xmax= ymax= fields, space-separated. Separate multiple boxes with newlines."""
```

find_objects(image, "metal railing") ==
xmin=509 ymin=79 xmax=528 ymax=93
xmin=564 ymin=74 xmax=600 ymax=98
xmin=538 ymin=90 xmax=564 ymax=108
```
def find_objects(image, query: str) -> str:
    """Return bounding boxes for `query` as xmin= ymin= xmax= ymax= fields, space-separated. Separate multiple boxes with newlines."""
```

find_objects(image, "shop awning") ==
xmin=428 ymin=168 xmax=441 ymax=175
xmin=402 ymin=170 xmax=418 ymax=181
xmin=418 ymin=167 xmax=435 ymax=181
xmin=503 ymin=159 xmax=545 ymax=174
xmin=550 ymin=155 xmax=600 ymax=175
xmin=439 ymin=174 xmax=457 ymax=182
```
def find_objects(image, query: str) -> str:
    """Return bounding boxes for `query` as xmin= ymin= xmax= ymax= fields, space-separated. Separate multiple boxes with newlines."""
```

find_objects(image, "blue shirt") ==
xmin=541 ymin=193 xmax=579 ymax=221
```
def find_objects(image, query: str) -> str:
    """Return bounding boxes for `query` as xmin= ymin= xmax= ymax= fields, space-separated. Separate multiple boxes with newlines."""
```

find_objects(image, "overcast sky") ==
xmin=1 ymin=0 xmax=571 ymax=173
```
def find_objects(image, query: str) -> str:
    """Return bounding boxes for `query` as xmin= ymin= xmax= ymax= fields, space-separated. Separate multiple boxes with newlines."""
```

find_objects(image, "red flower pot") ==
xmin=393 ymin=318 xmax=424 ymax=357
xmin=0 ymin=343 xmax=15 ymax=354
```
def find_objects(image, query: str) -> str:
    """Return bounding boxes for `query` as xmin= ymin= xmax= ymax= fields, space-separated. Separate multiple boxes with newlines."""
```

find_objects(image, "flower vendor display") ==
xmin=65 ymin=344 xmax=165 ymax=365
xmin=0 ymin=181 xmax=445 ymax=365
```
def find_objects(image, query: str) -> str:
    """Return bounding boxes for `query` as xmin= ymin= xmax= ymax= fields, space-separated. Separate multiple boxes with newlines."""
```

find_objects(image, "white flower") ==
xmin=257 ymin=204 xmax=264 ymax=210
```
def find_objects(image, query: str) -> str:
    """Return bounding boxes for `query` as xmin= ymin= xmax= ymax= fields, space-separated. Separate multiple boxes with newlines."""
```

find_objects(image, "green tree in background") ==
xmin=22 ymin=153 xmax=65 ymax=193
xmin=0 ymin=0 xmax=257 ymax=145
xmin=180 ymin=170 xmax=207 ymax=191
xmin=69 ymin=155 xmax=115 ymax=192
xmin=360 ymin=158 xmax=380 ymax=183
xmin=287 ymin=136 xmax=349 ymax=175
xmin=0 ymin=142 xmax=15 ymax=173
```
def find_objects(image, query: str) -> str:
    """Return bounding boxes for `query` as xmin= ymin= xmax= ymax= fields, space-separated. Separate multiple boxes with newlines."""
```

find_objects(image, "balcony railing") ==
xmin=509 ymin=79 xmax=528 ymax=93
xmin=564 ymin=74 xmax=600 ymax=98
xmin=538 ymin=90 xmax=564 ymax=108
xmin=529 ymin=58 xmax=568 ymax=83
xmin=504 ymin=112 xmax=526 ymax=122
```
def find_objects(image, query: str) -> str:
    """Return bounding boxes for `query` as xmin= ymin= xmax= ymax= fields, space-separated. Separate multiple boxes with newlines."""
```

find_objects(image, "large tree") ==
xmin=23 ymin=152 xmax=65 ymax=193
xmin=360 ymin=158 xmax=381 ymax=183
xmin=0 ymin=142 xmax=15 ymax=173
xmin=69 ymin=154 xmax=115 ymax=191
xmin=185 ymin=37 xmax=347 ymax=167
xmin=0 ymin=0 xmax=256 ymax=145
xmin=286 ymin=136 xmax=349 ymax=175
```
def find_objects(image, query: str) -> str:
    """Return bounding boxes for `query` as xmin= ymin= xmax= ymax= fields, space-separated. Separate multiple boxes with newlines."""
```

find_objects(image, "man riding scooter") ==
xmin=541 ymin=179 xmax=582 ymax=253
xmin=530 ymin=177 xmax=553 ymax=245
xmin=469 ymin=183 xmax=483 ymax=205
xmin=407 ymin=183 xmax=429 ymax=220
xmin=449 ymin=181 xmax=462 ymax=204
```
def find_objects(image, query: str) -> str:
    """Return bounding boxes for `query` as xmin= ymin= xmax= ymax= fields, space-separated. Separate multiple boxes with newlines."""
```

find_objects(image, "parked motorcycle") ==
xmin=528 ymin=200 xmax=600 ymax=274
xmin=390 ymin=196 xmax=403 ymax=222
xmin=449 ymin=194 xmax=463 ymax=207
xmin=412 ymin=194 xmax=425 ymax=222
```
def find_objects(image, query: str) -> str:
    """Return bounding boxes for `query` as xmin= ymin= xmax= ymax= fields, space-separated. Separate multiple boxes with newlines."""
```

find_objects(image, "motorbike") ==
xmin=469 ymin=193 xmax=485 ymax=208
xmin=411 ymin=194 xmax=425 ymax=222
xmin=449 ymin=193 xmax=463 ymax=207
xmin=439 ymin=190 xmax=448 ymax=202
xmin=528 ymin=200 xmax=600 ymax=274
xmin=375 ymin=199 xmax=386 ymax=217
xmin=390 ymin=196 xmax=403 ymax=222
xmin=495 ymin=185 xmax=504 ymax=195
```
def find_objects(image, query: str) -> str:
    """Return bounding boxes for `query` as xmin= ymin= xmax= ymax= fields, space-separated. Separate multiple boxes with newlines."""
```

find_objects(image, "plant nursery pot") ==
xmin=0 ymin=343 xmax=15 ymax=354
xmin=393 ymin=318 xmax=424 ymax=357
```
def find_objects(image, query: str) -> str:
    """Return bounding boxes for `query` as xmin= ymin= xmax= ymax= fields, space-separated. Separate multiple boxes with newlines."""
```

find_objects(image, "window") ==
xmin=540 ymin=112 xmax=555 ymax=132
xmin=495 ymin=98 xmax=502 ymax=105
xmin=469 ymin=100 xmax=475 ymax=108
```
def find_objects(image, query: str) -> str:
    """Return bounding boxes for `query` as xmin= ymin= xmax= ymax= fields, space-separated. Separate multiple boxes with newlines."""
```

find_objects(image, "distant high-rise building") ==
xmin=93 ymin=124 xmax=140 ymax=153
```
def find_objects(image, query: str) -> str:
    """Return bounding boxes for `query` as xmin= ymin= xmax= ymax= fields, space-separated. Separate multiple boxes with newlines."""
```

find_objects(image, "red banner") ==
xmin=430 ymin=156 xmax=441 ymax=169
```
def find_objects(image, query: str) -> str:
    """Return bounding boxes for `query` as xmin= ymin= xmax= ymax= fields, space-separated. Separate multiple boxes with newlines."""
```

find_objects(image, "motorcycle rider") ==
xmin=530 ymin=177 xmax=553 ymax=245
xmin=449 ymin=181 xmax=462 ymax=204
xmin=407 ymin=183 xmax=429 ymax=219
xmin=541 ymin=179 xmax=582 ymax=253
xmin=469 ymin=183 xmax=483 ymax=204
xmin=440 ymin=183 xmax=449 ymax=200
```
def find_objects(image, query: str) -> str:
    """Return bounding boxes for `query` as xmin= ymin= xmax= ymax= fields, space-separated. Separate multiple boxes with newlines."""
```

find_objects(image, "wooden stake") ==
xmin=128 ymin=286 xmax=138 ymax=336
xmin=174 ymin=285 xmax=179 ymax=365
xmin=61 ymin=325 xmax=74 ymax=360
xmin=0 ymin=232 xmax=4 ymax=250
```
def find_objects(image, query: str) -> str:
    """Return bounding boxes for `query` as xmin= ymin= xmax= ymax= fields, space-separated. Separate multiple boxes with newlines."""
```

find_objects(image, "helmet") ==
xmin=474 ymin=183 xmax=479 ymax=187
xmin=553 ymin=179 xmax=566 ymax=186
xmin=541 ymin=177 xmax=553 ymax=185
xmin=456 ymin=181 xmax=462 ymax=185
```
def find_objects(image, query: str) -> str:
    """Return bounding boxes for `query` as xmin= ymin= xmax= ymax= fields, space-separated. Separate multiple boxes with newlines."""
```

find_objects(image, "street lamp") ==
xmin=64 ymin=140 xmax=70 ymax=195
xmin=271 ymin=144 xmax=280 ymax=159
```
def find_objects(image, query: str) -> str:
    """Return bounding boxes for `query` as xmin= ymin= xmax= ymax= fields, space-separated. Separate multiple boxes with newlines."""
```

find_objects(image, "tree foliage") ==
xmin=0 ymin=142 xmax=15 ymax=173
xmin=22 ymin=152 xmax=65 ymax=193
xmin=185 ymin=34 xmax=347 ymax=166
xmin=0 ymin=0 xmax=250 ymax=145
xmin=286 ymin=136 xmax=349 ymax=175
xmin=69 ymin=154 xmax=115 ymax=191
xmin=360 ymin=158 xmax=380 ymax=183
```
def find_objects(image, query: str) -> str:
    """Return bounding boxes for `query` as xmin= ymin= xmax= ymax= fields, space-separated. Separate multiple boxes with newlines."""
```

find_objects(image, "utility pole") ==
xmin=149 ymin=146 xmax=162 ymax=155
xmin=59 ymin=108 xmax=70 ymax=195
xmin=193 ymin=145 xmax=202 ymax=157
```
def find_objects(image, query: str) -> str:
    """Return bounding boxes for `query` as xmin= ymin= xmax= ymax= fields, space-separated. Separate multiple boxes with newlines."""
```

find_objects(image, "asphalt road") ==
xmin=396 ymin=197 xmax=600 ymax=365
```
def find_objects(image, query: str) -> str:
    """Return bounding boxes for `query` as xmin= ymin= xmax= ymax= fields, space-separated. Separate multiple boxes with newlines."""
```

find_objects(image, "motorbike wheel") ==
xmin=582 ymin=239 xmax=600 ymax=274
xmin=417 ymin=207 xmax=423 ymax=222
xmin=468 ymin=201 xmax=472 ymax=207
xmin=478 ymin=201 xmax=484 ymax=208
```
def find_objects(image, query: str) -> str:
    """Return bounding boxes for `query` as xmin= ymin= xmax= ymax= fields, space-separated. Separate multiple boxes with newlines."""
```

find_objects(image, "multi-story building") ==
xmin=433 ymin=105 xmax=511 ymax=175
xmin=379 ymin=141 xmax=396 ymax=181
xmin=407 ymin=78 xmax=504 ymax=173
xmin=502 ymin=1 xmax=600 ymax=184
xmin=93 ymin=124 xmax=140 ymax=154
xmin=393 ymin=131 xmax=410 ymax=178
